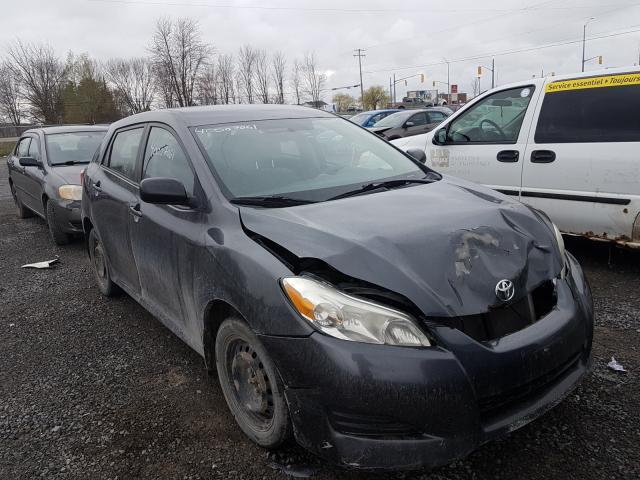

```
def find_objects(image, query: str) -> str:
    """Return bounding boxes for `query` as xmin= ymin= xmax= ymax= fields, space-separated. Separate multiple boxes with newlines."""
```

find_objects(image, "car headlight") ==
xmin=281 ymin=276 xmax=431 ymax=347
xmin=58 ymin=185 xmax=82 ymax=201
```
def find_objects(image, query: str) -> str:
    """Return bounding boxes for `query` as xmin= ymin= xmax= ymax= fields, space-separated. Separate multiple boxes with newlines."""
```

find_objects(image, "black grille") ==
xmin=478 ymin=352 xmax=581 ymax=415
xmin=329 ymin=410 xmax=422 ymax=439
xmin=434 ymin=280 xmax=557 ymax=342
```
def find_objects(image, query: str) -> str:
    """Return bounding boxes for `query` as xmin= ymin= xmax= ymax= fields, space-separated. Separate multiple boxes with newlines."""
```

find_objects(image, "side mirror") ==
xmin=433 ymin=128 xmax=448 ymax=145
xmin=404 ymin=121 xmax=415 ymax=128
xmin=19 ymin=157 xmax=40 ymax=167
xmin=406 ymin=148 xmax=427 ymax=164
xmin=140 ymin=177 xmax=189 ymax=205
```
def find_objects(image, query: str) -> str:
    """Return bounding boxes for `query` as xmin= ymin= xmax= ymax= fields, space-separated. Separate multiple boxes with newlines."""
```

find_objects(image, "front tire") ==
xmin=46 ymin=201 xmax=71 ymax=245
xmin=88 ymin=229 xmax=119 ymax=296
xmin=215 ymin=318 xmax=291 ymax=449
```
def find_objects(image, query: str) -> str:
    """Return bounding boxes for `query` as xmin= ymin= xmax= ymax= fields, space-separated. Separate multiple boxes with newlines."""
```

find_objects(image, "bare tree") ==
xmin=0 ymin=62 xmax=23 ymax=125
xmin=216 ymin=54 xmax=234 ymax=104
xmin=237 ymin=45 xmax=257 ymax=104
xmin=7 ymin=40 xmax=67 ymax=123
xmin=197 ymin=64 xmax=218 ymax=105
xmin=291 ymin=59 xmax=302 ymax=105
xmin=149 ymin=17 xmax=212 ymax=107
xmin=104 ymin=58 xmax=155 ymax=114
xmin=255 ymin=49 xmax=270 ymax=104
xmin=271 ymin=52 xmax=286 ymax=104
xmin=302 ymin=52 xmax=325 ymax=105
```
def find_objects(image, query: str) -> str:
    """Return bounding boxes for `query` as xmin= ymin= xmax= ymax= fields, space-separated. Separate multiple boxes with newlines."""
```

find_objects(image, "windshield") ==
xmin=349 ymin=113 xmax=369 ymax=126
xmin=373 ymin=111 xmax=412 ymax=128
xmin=193 ymin=117 xmax=430 ymax=202
xmin=46 ymin=131 xmax=106 ymax=165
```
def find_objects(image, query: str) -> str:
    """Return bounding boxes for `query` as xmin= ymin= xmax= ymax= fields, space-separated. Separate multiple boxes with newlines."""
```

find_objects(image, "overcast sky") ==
xmin=1 ymin=0 xmax=639 ymax=100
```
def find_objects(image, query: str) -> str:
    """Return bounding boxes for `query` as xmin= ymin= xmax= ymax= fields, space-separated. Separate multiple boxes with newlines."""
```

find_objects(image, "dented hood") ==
xmin=239 ymin=177 xmax=563 ymax=317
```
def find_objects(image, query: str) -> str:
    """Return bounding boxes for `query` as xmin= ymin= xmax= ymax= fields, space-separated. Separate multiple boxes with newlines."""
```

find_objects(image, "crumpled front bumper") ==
xmin=50 ymin=198 xmax=83 ymax=234
xmin=260 ymin=253 xmax=593 ymax=470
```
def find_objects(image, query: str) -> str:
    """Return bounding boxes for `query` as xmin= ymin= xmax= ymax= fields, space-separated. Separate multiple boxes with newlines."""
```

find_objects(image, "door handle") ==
xmin=531 ymin=150 xmax=556 ymax=163
xmin=92 ymin=181 xmax=102 ymax=192
xmin=497 ymin=150 xmax=519 ymax=162
xmin=129 ymin=203 xmax=142 ymax=218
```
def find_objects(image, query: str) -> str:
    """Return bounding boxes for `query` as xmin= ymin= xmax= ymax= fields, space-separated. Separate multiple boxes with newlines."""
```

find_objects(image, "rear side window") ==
xmin=108 ymin=128 xmax=143 ymax=180
xmin=16 ymin=138 xmax=30 ymax=157
xmin=143 ymin=127 xmax=195 ymax=195
xmin=427 ymin=111 xmax=447 ymax=123
xmin=535 ymin=77 xmax=640 ymax=143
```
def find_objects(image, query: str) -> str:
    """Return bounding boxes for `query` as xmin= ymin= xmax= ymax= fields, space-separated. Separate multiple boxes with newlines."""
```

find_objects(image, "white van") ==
xmin=392 ymin=67 xmax=640 ymax=247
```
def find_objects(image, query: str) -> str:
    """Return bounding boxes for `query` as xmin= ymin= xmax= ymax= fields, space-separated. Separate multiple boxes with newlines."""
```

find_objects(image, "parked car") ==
xmin=7 ymin=125 xmax=108 ymax=244
xmin=391 ymin=67 xmax=640 ymax=248
xmin=82 ymin=105 xmax=593 ymax=470
xmin=349 ymin=109 xmax=402 ymax=128
xmin=368 ymin=108 xmax=450 ymax=140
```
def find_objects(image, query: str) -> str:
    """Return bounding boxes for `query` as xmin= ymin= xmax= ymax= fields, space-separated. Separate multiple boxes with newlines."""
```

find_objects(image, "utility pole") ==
xmin=443 ymin=57 xmax=450 ymax=103
xmin=354 ymin=49 xmax=366 ymax=103
xmin=393 ymin=73 xmax=396 ymax=104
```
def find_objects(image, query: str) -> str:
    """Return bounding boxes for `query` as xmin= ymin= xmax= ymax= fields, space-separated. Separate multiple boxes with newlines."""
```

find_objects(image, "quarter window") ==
xmin=108 ymin=128 xmax=143 ymax=180
xmin=16 ymin=138 xmax=30 ymax=157
xmin=143 ymin=127 xmax=195 ymax=195
xmin=446 ymin=86 xmax=534 ymax=143
xmin=535 ymin=81 xmax=640 ymax=143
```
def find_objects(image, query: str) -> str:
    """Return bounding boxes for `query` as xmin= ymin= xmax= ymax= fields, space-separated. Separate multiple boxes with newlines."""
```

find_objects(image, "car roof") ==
xmin=113 ymin=104 xmax=336 ymax=130
xmin=23 ymin=125 xmax=109 ymax=135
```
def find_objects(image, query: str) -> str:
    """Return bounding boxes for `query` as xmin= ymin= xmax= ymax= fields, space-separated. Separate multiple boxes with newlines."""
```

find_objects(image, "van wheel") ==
xmin=215 ymin=318 xmax=291 ymax=449
xmin=88 ymin=229 xmax=119 ymax=296
xmin=11 ymin=183 xmax=33 ymax=219
xmin=46 ymin=202 xmax=71 ymax=245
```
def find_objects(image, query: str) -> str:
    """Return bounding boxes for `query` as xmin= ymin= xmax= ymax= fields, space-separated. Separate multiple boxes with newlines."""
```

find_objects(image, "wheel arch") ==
xmin=202 ymin=299 xmax=245 ymax=373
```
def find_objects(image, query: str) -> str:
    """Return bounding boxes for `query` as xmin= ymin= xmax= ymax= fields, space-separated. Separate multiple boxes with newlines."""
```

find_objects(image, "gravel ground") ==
xmin=1 ymin=161 xmax=638 ymax=480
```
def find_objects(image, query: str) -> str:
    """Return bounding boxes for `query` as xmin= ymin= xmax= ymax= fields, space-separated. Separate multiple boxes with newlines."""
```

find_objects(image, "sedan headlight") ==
xmin=281 ymin=276 xmax=431 ymax=347
xmin=58 ymin=185 xmax=82 ymax=201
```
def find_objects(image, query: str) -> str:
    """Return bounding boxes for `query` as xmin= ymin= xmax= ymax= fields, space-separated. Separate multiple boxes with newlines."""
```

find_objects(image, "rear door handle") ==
xmin=531 ymin=150 xmax=556 ymax=163
xmin=92 ymin=181 xmax=102 ymax=192
xmin=497 ymin=150 xmax=519 ymax=162
xmin=129 ymin=203 xmax=142 ymax=218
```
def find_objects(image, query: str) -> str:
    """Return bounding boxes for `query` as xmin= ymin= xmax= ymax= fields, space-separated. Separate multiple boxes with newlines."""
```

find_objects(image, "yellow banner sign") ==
xmin=545 ymin=72 xmax=640 ymax=93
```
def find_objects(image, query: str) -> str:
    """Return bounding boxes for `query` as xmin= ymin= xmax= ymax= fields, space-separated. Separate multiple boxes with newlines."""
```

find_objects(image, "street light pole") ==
xmin=582 ymin=18 xmax=595 ymax=72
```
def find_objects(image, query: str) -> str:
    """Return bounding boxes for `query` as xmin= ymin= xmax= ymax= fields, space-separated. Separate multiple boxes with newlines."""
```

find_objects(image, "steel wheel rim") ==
xmin=93 ymin=242 xmax=107 ymax=283
xmin=226 ymin=338 xmax=275 ymax=431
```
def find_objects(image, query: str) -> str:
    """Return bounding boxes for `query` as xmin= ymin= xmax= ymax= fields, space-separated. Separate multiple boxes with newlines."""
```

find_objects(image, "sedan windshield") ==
xmin=46 ymin=131 xmax=106 ymax=166
xmin=373 ymin=111 xmax=412 ymax=128
xmin=193 ymin=117 xmax=433 ymax=202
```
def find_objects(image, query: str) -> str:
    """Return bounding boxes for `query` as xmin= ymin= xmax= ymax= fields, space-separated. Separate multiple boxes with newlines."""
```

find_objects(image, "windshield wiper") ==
xmin=53 ymin=160 xmax=90 ymax=166
xmin=230 ymin=195 xmax=317 ymax=207
xmin=328 ymin=178 xmax=433 ymax=201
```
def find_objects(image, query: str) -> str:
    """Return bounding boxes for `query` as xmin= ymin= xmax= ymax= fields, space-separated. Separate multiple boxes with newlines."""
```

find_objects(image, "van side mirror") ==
xmin=433 ymin=128 xmax=448 ymax=145
xmin=19 ymin=157 xmax=40 ymax=167
xmin=406 ymin=148 xmax=427 ymax=164
xmin=140 ymin=177 xmax=190 ymax=205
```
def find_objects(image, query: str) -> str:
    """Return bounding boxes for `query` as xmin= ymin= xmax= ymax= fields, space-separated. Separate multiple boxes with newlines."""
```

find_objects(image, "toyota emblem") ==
xmin=495 ymin=279 xmax=515 ymax=302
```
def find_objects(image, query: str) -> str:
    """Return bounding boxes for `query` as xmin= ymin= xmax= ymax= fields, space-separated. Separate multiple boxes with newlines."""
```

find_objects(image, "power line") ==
xmin=86 ymin=0 xmax=640 ymax=15
xmin=364 ymin=24 xmax=640 ymax=75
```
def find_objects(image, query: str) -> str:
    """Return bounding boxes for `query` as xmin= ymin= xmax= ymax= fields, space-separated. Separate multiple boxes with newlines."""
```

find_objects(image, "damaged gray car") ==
xmin=81 ymin=105 xmax=593 ymax=470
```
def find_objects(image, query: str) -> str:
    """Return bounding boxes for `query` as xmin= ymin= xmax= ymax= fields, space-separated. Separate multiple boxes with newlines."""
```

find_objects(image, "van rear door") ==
xmin=520 ymin=71 xmax=640 ymax=242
